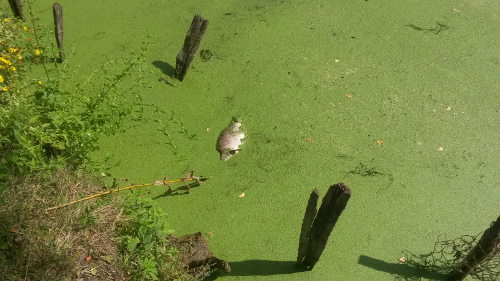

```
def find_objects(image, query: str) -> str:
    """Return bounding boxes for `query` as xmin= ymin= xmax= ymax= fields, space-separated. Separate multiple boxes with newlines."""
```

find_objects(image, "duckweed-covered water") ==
xmin=4 ymin=0 xmax=499 ymax=279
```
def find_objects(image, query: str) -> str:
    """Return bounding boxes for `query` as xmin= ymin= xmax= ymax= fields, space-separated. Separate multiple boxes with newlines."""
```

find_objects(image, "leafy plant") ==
xmin=78 ymin=206 xmax=97 ymax=228
xmin=154 ymin=110 xmax=199 ymax=162
xmin=155 ymin=119 xmax=186 ymax=162
xmin=170 ymin=111 xmax=198 ymax=141
xmin=118 ymin=193 xmax=189 ymax=280
xmin=0 ymin=5 xmax=195 ymax=281
xmin=0 ymin=10 xmax=150 ymax=176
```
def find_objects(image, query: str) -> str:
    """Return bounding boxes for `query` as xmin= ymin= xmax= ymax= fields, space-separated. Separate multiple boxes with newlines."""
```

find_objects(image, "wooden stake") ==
xmin=297 ymin=189 xmax=319 ymax=264
xmin=449 ymin=216 xmax=500 ymax=280
xmin=175 ymin=14 xmax=209 ymax=81
xmin=302 ymin=183 xmax=351 ymax=269
xmin=52 ymin=3 xmax=65 ymax=62
xmin=7 ymin=0 xmax=25 ymax=22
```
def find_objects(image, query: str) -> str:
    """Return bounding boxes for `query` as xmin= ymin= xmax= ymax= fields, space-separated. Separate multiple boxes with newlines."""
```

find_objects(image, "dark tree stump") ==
xmin=449 ymin=216 xmax=500 ymax=280
xmin=302 ymin=183 xmax=351 ymax=269
xmin=169 ymin=232 xmax=231 ymax=275
xmin=175 ymin=14 xmax=209 ymax=81
xmin=52 ymin=3 xmax=64 ymax=62
xmin=7 ymin=0 xmax=25 ymax=22
xmin=297 ymin=189 xmax=319 ymax=264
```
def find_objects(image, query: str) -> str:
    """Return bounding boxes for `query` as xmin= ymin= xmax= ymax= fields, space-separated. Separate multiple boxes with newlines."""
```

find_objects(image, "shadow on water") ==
xmin=152 ymin=181 xmax=204 ymax=199
xmin=206 ymin=260 xmax=303 ymax=280
xmin=358 ymin=255 xmax=450 ymax=280
xmin=152 ymin=60 xmax=175 ymax=76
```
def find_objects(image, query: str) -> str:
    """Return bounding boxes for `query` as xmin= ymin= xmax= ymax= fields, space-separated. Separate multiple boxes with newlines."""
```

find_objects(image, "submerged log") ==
xmin=174 ymin=14 xmax=209 ymax=81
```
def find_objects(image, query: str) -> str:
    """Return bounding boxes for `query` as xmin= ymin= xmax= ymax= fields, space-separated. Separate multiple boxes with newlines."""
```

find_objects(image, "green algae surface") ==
xmin=5 ymin=0 xmax=500 ymax=279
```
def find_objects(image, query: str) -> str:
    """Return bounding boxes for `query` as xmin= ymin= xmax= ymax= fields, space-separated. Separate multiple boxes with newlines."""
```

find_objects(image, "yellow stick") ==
xmin=46 ymin=177 xmax=208 ymax=211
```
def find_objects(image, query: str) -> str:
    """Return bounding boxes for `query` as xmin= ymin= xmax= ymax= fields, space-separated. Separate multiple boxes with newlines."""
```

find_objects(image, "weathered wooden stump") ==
xmin=169 ymin=232 xmax=231 ymax=275
xmin=174 ymin=14 xmax=209 ymax=81
xmin=449 ymin=216 xmax=500 ymax=280
xmin=52 ymin=3 xmax=65 ymax=62
xmin=7 ymin=0 xmax=25 ymax=21
xmin=297 ymin=189 xmax=319 ymax=264
xmin=298 ymin=183 xmax=351 ymax=269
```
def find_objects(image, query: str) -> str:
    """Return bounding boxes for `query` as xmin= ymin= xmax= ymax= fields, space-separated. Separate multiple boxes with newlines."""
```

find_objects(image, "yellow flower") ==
xmin=0 ymin=75 xmax=3 ymax=82
xmin=2 ymin=87 xmax=8 ymax=91
xmin=35 ymin=49 xmax=42 ymax=55
xmin=10 ymin=66 xmax=15 ymax=71
xmin=0 ymin=57 xmax=11 ymax=65
xmin=8 ymin=47 xmax=14 ymax=53
xmin=17 ymin=54 xmax=22 ymax=60
xmin=3 ymin=19 xmax=9 ymax=22
xmin=23 ymin=26 xmax=28 ymax=31
xmin=38 ymin=81 xmax=43 ymax=85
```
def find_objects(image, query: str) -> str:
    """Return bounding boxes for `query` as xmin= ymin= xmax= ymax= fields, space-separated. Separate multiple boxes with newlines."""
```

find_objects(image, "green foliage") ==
xmin=78 ymin=206 xmax=97 ymax=228
xmin=170 ymin=111 xmax=198 ymax=141
xmin=0 ymin=11 xmax=149 ymax=176
xmin=154 ymin=110 xmax=199 ymax=162
xmin=0 ymin=6 xmax=193 ymax=281
xmin=118 ymin=193 xmax=190 ymax=281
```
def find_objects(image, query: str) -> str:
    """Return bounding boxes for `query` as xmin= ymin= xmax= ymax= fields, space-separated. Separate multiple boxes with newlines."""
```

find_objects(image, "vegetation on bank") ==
xmin=0 ymin=7 xmax=199 ymax=280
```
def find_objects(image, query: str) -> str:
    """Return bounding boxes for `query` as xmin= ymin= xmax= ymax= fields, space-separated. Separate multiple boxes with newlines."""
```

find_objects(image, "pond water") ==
xmin=8 ymin=0 xmax=499 ymax=279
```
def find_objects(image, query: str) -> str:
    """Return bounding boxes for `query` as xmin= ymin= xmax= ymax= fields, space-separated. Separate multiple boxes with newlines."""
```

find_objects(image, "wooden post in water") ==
xmin=298 ymin=183 xmax=351 ymax=270
xmin=7 ymin=0 xmax=25 ymax=21
xmin=175 ymin=14 xmax=209 ymax=81
xmin=52 ymin=3 xmax=65 ymax=62
xmin=449 ymin=216 xmax=500 ymax=280
xmin=297 ymin=189 xmax=319 ymax=264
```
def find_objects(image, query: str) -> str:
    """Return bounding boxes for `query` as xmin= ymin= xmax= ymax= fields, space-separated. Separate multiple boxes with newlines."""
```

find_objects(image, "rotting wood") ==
xmin=52 ymin=3 xmax=65 ymax=62
xmin=175 ymin=14 xmax=209 ymax=81
xmin=7 ymin=0 xmax=25 ymax=22
xmin=297 ymin=189 xmax=319 ymax=264
xmin=302 ymin=182 xmax=351 ymax=269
